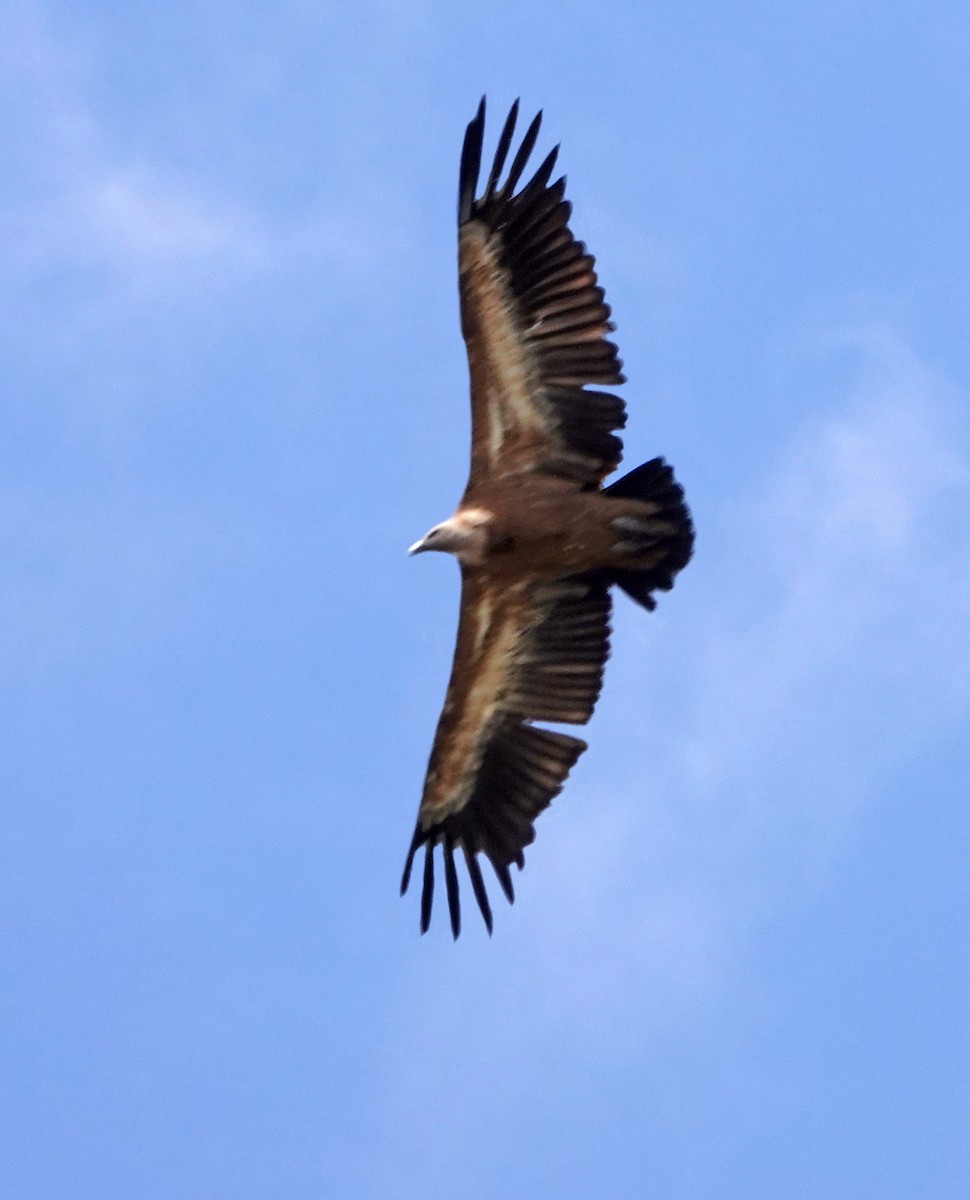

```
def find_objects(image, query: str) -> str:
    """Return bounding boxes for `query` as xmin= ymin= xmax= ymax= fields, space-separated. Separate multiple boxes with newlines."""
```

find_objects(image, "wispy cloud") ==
xmin=574 ymin=321 xmax=970 ymax=991
xmin=81 ymin=169 xmax=262 ymax=265
xmin=0 ymin=0 xmax=434 ymax=320
xmin=683 ymin=321 xmax=969 ymax=800
xmin=0 ymin=2 xmax=424 ymax=690
xmin=0 ymin=5 xmax=263 ymax=281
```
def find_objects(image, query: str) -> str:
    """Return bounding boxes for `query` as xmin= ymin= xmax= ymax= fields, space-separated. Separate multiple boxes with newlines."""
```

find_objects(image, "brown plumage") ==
xmin=403 ymin=99 xmax=694 ymax=937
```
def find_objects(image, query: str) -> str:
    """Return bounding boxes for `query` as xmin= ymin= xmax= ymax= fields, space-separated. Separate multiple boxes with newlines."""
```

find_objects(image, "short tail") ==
xmin=603 ymin=457 xmax=694 ymax=610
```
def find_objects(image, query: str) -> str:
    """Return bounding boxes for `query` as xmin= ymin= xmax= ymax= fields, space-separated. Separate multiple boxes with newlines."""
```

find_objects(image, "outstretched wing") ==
xmin=402 ymin=569 xmax=612 ymax=936
xmin=459 ymin=98 xmax=627 ymax=488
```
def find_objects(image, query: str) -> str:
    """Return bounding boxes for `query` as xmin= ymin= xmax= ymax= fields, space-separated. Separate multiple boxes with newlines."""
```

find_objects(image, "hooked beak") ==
xmin=408 ymin=536 xmax=429 ymax=556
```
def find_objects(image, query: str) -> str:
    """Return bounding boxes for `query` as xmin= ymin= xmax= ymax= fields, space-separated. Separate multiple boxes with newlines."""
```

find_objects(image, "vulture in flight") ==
xmin=402 ymin=99 xmax=693 ymax=937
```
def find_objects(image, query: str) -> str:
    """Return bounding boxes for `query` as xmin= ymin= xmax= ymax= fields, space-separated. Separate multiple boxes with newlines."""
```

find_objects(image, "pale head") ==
xmin=408 ymin=508 xmax=492 ymax=565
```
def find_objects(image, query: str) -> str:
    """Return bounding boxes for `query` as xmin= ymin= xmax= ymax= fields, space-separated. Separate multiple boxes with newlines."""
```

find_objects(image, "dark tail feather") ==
xmin=604 ymin=457 xmax=693 ymax=610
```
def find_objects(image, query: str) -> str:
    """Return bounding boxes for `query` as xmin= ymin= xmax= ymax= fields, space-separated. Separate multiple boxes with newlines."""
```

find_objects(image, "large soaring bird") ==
xmin=402 ymin=99 xmax=693 ymax=937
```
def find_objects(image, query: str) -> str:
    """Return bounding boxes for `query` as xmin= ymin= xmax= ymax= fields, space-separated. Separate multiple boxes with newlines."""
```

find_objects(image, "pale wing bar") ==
xmin=459 ymin=98 xmax=627 ymax=486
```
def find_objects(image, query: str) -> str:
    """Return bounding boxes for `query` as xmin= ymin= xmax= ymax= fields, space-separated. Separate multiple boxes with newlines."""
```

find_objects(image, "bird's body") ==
xmin=436 ymin=476 xmax=678 ymax=577
xmin=403 ymin=99 xmax=694 ymax=936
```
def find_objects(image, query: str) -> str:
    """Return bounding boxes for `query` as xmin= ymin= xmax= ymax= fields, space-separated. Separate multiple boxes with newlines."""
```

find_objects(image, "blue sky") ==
xmin=2 ymin=1 xmax=969 ymax=1196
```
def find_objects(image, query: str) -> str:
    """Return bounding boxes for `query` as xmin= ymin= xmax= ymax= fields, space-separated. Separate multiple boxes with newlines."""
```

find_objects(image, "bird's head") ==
xmin=408 ymin=508 xmax=492 ymax=565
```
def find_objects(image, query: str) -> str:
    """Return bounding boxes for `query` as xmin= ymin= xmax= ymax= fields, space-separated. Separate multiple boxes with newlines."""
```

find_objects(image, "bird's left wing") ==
xmin=401 ymin=568 xmax=612 ymax=936
xmin=458 ymin=98 xmax=627 ymax=488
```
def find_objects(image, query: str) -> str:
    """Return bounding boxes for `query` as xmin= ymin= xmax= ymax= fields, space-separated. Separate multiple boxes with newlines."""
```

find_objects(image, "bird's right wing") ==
xmin=401 ymin=567 xmax=612 ymax=937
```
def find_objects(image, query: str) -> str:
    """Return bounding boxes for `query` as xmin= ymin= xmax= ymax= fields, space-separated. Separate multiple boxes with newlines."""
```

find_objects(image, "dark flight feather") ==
xmin=458 ymin=98 xmax=486 ymax=223
xmin=443 ymin=837 xmax=461 ymax=939
xmin=420 ymin=842 xmax=435 ymax=934
xmin=483 ymin=98 xmax=519 ymax=203
xmin=501 ymin=109 xmax=544 ymax=198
